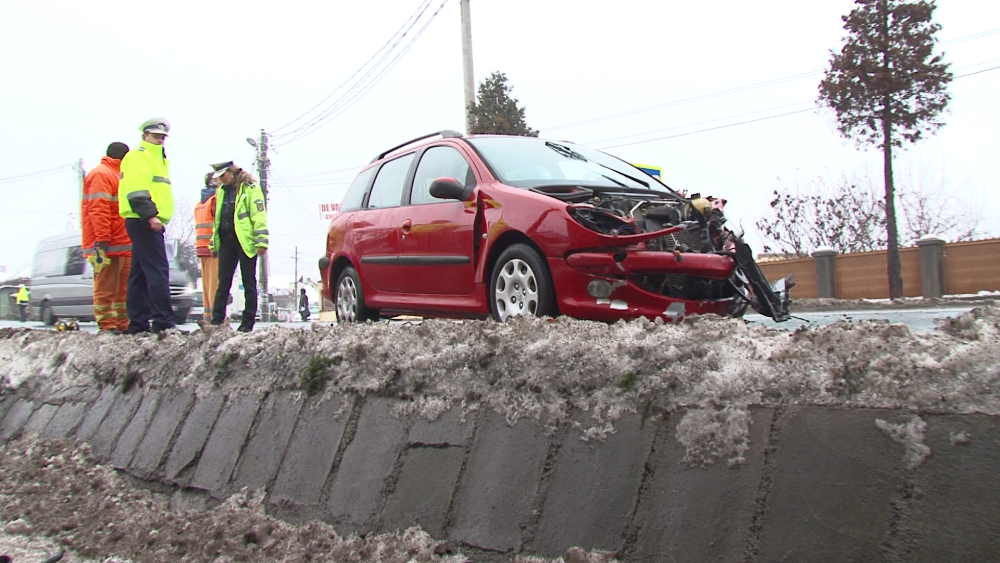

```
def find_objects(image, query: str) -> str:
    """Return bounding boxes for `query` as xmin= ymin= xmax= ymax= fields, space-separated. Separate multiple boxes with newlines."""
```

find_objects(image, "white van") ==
xmin=30 ymin=233 xmax=196 ymax=325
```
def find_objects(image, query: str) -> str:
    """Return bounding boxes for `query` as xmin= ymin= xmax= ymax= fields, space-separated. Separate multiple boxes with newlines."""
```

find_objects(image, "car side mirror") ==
xmin=429 ymin=177 xmax=473 ymax=201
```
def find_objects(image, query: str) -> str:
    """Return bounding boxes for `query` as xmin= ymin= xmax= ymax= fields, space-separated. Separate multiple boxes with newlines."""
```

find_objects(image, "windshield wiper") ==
xmin=545 ymin=141 xmax=587 ymax=161
xmin=546 ymin=141 xmax=650 ymax=189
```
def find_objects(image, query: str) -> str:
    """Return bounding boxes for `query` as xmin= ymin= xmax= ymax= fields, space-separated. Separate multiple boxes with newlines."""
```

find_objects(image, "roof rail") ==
xmin=371 ymin=130 xmax=463 ymax=163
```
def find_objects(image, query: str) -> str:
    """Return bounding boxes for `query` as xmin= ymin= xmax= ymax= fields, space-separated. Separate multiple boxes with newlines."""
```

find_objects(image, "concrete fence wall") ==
xmin=3 ymin=386 xmax=1000 ymax=561
xmin=758 ymin=237 xmax=1000 ymax=300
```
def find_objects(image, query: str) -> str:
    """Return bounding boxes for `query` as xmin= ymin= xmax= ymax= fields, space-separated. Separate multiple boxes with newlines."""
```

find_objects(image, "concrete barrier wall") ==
xmin=3 ymin=387 xmax=999 ymax=562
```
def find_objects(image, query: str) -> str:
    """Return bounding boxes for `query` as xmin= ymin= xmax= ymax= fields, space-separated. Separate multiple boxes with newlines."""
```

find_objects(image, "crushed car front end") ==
xmin=539 ymin=187 xmax=792 ymax=323
xmin=466 ymin=136 xmax=793 ymax=323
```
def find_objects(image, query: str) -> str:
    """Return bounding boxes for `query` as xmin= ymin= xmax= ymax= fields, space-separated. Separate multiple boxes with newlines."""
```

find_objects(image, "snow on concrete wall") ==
xmin=3 ymin=310 xmax=1000 ymax=560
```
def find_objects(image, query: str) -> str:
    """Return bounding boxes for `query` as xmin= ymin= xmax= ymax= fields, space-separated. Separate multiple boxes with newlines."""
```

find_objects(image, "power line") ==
xmin=596 ymin=107 xmax=818 ymax=150
xmin=274 ymin=0 xmax=451 ymax=147
xmin=593 ymin=62 xmax=998 ymax=151
xmin=542 ymin=27 xmax=1000 ymax=134
xmin=270 ymin=171 xmax=326 ymax=226
xmin=283 ymin=165 xmax=365 ymax=182
xmin=957 ymin=65 xmax=1000 ymax=78
xmin=582 ymin=100 xmax=816 ymax=146
xmin=271 ymin=0 xmax=436 ymax=136
xmin=542 ymin=71 xmax=822 ymax=133
xmin=0 ymin=164 xmax=73 ymax=184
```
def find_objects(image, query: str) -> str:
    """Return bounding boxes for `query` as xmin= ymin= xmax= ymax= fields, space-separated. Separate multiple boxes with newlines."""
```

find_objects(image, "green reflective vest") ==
xmin=210 ymin=182 xmax=269 ymax=258
xmin=15 ymin=286 xmax=29 ymax=304
xmin=118 ymin=140 xmax=174 ymax=223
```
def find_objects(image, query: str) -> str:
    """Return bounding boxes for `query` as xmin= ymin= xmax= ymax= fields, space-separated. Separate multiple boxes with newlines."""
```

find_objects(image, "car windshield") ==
xmin=466 ymin=137 xmax=671 ymax=193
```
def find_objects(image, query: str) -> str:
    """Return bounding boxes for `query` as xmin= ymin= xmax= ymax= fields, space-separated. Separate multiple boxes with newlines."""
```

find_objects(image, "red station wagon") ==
xmin=319 ymin=131 xmax=792 ymax=323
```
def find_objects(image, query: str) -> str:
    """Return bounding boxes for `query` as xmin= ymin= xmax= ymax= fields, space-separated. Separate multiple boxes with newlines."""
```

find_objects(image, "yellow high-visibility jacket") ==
xmin=118 ymin=140 xmax=174 ymax=223
xmin=210 ymin=182 xmax=268 ymax=258
xmin=15 ymin=286 xmax=29 ymax=304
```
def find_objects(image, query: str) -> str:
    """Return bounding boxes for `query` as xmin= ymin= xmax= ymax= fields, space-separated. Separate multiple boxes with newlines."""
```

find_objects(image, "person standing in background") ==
xmin=194 ymin=171 xmax=219 ymax=324
xmin=15 ymin=284 xmax=30 ymax=322
xmin=209 ymin=161 xmax=268 ymax=332
xmin=82 ymin=141 xmax=132 ymax=333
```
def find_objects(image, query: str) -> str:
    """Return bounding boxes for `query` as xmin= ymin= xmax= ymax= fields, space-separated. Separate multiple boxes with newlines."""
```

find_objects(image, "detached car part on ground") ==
xmin=320 ymin=132 xmax=792 ymax=324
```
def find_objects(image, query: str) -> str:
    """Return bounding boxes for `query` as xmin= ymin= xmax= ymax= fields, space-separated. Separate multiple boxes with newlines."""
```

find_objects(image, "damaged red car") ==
xmin=320 ymin=131 xmax=792 ymax=323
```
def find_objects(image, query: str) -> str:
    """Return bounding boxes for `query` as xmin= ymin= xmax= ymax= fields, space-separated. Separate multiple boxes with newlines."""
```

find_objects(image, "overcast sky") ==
xmin=1 ymin=0 xmax=997 ymax=281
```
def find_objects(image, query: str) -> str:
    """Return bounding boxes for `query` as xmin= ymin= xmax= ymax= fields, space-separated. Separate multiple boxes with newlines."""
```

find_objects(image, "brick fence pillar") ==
xmin=917 ymin=235 xmax=946 ymax=298
xmin=813 ymin=247 xmax=838 ymax=298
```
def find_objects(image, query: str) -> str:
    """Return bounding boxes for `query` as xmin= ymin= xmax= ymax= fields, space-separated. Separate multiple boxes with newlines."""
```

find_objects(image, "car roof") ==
xmin=372 ymin=130 xmax=464 ymax=163
xmin=35 ymin=232 xmax=81 ymax=251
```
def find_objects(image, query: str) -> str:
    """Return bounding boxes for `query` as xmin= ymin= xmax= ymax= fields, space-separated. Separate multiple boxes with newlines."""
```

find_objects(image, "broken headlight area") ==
xmin=564 ymin=191 xmax=793 ymax=321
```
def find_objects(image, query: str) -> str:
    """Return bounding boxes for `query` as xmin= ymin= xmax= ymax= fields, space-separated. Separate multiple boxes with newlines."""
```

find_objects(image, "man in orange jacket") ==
xmin=82 ymin=142 xmax=132 ymax=333
xmin=194 ymin=171 xmax=219 ymax=323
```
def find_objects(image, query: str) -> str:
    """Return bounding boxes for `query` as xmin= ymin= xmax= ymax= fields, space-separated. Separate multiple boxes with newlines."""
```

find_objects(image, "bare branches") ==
xmin=755 ymin=174 xmax=886 ymax=256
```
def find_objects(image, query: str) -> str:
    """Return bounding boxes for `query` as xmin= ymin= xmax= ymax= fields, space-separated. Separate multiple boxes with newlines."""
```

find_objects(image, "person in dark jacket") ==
xmin=298 ymin=288 xmax=310 ymax=321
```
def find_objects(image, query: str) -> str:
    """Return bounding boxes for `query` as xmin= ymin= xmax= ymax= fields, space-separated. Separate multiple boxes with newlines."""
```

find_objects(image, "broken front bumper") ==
xmin=549 ymin=254 xmax=742 ymax=323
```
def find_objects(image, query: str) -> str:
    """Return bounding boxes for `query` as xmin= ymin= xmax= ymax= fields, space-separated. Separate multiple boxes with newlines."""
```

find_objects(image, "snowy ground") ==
xmin=3 ymin=306 xmax=1000 ymax=562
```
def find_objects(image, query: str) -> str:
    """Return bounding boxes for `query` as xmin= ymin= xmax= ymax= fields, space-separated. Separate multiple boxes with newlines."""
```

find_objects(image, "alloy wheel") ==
xmin=493 ymin=258 xmax=539 ymax=322
xmin=337 ymin=276 xmax=359 ymax=322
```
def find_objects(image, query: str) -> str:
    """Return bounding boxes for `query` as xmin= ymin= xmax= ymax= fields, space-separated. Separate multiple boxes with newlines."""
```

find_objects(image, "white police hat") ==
xmin=140 ymin=117 xmax=171 ymax=136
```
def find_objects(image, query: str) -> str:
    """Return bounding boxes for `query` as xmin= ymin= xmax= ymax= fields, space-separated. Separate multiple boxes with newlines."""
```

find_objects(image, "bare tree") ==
xmin=170 ymin=197 xmax=200 ymax=279
xmin=755 ymin=173 xmax=887 ymax=257
xmin=818 ymin=0 xmax=952 ymax=298
xmin=896 ymin=165 xmax=980 ymax=242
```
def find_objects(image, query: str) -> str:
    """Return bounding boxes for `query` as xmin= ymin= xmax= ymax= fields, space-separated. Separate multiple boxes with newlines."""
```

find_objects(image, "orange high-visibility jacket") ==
xmin=194 ymin=195 xmax=217 ymax=257
xmin=82 ymin=156 xmax=132 ymax=257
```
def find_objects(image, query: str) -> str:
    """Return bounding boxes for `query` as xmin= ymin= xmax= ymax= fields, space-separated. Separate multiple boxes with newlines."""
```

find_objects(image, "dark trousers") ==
xmin=212 ymin=232 xmax=258 ymax=327
xmin=125 ymin=219 xmax=175 ymax=333
xmin=18 ymin=304 xmax=28 ymax=322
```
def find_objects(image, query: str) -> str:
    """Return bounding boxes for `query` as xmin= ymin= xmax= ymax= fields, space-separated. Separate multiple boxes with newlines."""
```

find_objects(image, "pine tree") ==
xmin=468 ymin=71 xmax=538 ymax=136
xmin=818 ymin=0 xmax=952 ymax=298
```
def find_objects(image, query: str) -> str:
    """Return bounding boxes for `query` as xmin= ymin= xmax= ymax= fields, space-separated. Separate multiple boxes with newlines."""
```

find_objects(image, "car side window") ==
xmin=65 ymin=246 xmax=86 ymax=276
xmin=410 ymin=146 xmax=474 ymax=205
xmin=33 ymin=248 xmax=64 ymax=277
xmin=341 ymin=167 xmax=375 ymax=212
xmin=367 ymin=154 xmax=414 ymax=209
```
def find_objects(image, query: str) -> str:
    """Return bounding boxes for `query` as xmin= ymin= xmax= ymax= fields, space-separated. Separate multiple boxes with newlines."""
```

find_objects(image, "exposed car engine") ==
xmin=548 ymin=186 xmax=792 ymax=321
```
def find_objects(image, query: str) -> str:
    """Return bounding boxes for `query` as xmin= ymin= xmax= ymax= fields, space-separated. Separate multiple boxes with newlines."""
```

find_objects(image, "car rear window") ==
xmin=367 ymin=153 xmax=415 ymax=209
xmin=341 ymin=167 xmax=375 ymax=212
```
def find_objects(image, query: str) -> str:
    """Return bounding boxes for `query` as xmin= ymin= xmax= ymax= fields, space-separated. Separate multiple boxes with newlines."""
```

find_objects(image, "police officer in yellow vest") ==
xmin=15 ymin=284 xmax=30 ymax=322
xmin=119 ymin=117 xmax=177 ymax=334
xmin=208 ymin=161 xmax=268 ymax=332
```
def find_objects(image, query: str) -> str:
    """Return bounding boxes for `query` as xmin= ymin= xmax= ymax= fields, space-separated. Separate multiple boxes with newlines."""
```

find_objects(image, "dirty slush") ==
xmin=2 ymin=307 xmax=1000 ymax=562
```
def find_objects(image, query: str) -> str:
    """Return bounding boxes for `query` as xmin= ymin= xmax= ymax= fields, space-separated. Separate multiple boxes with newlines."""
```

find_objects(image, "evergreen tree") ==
xmin=818 ymin=0 xmax=952 ymax=298
xmin=468 ymin=71 xmax=538 ymax=136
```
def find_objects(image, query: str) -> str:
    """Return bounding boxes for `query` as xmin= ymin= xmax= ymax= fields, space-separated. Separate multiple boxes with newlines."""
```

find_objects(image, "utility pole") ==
xmin=460 ymin=0 xmax=475 ymax=133
xmin=293 ymin=246 xmax=299 ymax=319
xmin=75 ymin=158 xmax=86 ymax=229
xmin=253 ymin=129 xmax=271 ymax=320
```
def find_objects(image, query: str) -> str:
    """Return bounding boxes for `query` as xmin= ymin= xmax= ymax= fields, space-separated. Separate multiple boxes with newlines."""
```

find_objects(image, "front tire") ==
xmin=41 ymin=302 xmax=55 ymax=326
xmin=489 ymin=244 xmax=557 ymax=322
xmin=335 ymin=266 xmax=377 ymax=322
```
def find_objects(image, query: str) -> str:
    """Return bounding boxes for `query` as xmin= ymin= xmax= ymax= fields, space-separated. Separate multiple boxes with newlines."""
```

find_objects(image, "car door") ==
xmin=352 ymin=153 xmax=415 ymax=294
xmin=64 ymin=245 xmax=94 ymax=318
xmin=396 ymin=145 xmax=478 ymax=295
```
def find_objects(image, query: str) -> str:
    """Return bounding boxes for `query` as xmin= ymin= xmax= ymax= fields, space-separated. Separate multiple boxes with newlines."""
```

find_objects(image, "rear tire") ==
xmin=489 ymin=244 xmax=557 ymax=322
xmin=335 ymin=266 xmax=377 ymax=322
xmin=41 ymin=302 xmax=55 ymax=326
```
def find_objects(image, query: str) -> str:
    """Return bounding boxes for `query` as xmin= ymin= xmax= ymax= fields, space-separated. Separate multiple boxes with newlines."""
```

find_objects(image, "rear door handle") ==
xmin=401 ymin=219 xmax=412 ymax=235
